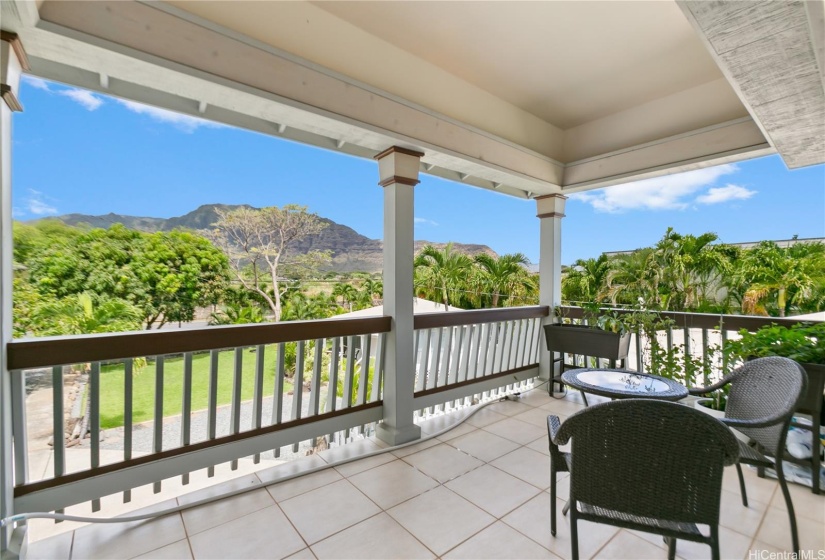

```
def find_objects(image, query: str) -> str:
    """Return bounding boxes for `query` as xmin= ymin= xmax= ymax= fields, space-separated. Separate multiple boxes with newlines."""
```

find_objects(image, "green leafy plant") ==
xmin=722 ymin=322 xmax=825 ymax=365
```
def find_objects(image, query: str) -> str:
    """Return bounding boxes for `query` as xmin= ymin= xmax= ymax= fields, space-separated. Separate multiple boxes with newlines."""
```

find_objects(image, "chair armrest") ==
xmin=687 ymin=378 xmax=731 ymax=396
xmin=547 ymin=415 xmax=568 ymax=447
xmin=721 ymin=411 xmax=790 ymax=430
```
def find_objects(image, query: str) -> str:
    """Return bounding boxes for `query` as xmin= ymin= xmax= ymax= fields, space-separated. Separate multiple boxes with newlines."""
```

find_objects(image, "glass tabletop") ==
xmin=576 ymin=370 xmax=671 ymax=394
xmin=560 ymin=368 xmax=688 ymax=401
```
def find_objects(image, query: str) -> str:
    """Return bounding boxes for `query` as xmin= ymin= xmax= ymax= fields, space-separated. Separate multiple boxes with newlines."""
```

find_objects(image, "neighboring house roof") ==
xmin=787 ymin=311 xmax=825 ymax=321
xmin=334 ymin=297 xmax=462 ymax=319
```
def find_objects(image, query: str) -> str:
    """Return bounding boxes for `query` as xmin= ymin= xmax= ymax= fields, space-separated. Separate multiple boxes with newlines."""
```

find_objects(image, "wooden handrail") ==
xmin=7 ymin=316 xmax=391 ymax=370
xmin=414 ymin=305 xmax=549 ymax=330
xmin=557 ymin=306 xmax=822 ymax=331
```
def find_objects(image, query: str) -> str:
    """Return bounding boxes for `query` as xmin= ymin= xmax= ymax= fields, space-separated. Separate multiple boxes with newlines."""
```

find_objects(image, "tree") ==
xmin=653 ymin=228 xmax=730 ymax=311
xmin=561 ymin=254 xmax=610 ymax=305
xmin=604 ymin=248 xmax=661 ymax=307
xmin=26 ymin=224 xmax=230 ymax=329
xmin=473 ymin=253 xmax=532 ymax=307
xmin=210 ymin=205 xmax=327 ymax=321
xmin=737 ymin=241 xmax=825 ymax=316
xmin=414 ymin=243 xmax=473 ymax=310
xmin=31 ymin=292 xmax=144 ymax=336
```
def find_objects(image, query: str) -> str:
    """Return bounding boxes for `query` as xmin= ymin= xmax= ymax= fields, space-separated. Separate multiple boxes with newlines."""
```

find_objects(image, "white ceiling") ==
xmin=312 ymin=1 xmax=725 ymax=130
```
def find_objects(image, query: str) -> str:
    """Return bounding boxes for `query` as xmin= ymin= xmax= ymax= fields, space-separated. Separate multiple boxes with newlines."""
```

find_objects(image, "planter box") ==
xmin=543 ymin=323 xmax=631 ymax=362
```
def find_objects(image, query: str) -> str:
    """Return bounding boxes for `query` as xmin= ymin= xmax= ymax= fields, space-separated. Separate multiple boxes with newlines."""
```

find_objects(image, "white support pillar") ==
xmin=0 ymin=31 xmax=27 ymax=557
xmin=374 ymin=146 xmax=423 ymax=446
xmin=536 ymin=194 xmax=567 ymax=387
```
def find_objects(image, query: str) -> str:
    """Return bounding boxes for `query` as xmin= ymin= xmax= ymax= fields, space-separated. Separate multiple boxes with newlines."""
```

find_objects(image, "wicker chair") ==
xmin=547 ymin=399 xmax=738 ymax=560
xmin=688 ymin=356 xmax=808 ymax=554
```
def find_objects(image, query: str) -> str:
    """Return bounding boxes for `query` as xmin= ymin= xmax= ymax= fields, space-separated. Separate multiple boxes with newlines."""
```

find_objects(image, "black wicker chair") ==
xmin=547 ymin=399 xmax=738 ymax=560
xmin=688 ymin=356 xmax=808 ymax=554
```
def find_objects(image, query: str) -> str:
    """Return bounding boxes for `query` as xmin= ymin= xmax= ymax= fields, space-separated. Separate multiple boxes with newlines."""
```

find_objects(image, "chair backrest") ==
xmin=559 ymin=399 xmax=738 ymax=526
xmin=724 ymin=356 xmax=807 ymax=454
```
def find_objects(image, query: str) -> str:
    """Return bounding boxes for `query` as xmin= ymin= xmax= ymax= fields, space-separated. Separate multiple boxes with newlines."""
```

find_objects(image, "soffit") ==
xmin=169 ymin=0 xmax=728 ymax=130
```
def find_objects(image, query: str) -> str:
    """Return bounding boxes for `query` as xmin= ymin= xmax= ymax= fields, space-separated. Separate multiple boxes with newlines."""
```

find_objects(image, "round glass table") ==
xmin=560 ymin=368 xmax=688 ymax=405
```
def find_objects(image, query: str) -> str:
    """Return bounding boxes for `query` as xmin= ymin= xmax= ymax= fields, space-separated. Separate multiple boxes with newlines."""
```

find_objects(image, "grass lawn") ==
xmin=99 ymin=345 xmax=294 ymax=429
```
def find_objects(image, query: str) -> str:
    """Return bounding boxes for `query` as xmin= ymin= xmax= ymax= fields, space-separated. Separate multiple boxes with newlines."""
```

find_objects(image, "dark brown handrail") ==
xmin=557 ymin=306 xmax=822 ymax=331
xmin=414 ymin=305 xmax=549 ymax=330
xmin=7 ymin=316 xmax=391 ymax=370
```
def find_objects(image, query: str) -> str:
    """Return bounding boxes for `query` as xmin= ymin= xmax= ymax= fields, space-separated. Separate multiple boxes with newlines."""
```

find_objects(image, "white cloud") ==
xmin=569 ymin=164 xmax=740 ymax=213
xmin=21 ymin=76 xmax=51 ymax=91
xmin=414 ymin=217 xmax=438 ymax=226
xmin=25 ymin=189 xmax=58 ymax=216
xmin=58 ymin=88 xmax=104 ymax=111
xmin=695 ymin=184 xmax=756 ymax=205
xmin=116 ymin=99 xmax=219 ymax=133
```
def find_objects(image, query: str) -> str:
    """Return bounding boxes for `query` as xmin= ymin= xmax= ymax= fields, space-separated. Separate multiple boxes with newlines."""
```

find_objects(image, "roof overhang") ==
xmin=1 ymin=1 xmax=821 ymax=199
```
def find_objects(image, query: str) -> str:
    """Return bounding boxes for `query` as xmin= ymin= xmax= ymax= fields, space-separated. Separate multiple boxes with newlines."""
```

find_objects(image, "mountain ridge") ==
xmin=40 ymin=204 xmax=497 ymax=273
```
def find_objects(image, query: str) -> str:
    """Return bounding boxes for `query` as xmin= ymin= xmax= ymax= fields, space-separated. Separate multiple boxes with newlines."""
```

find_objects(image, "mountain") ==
xmin=42 ymin=204 xmax=497 ymax=273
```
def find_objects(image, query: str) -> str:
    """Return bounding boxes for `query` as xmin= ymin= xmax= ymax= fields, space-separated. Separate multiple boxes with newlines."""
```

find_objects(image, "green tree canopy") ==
xmin=24 ymin=223 xmax=230 ymax=329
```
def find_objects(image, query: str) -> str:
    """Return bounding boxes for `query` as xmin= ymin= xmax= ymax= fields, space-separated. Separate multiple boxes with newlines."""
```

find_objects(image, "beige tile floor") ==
xmin=25 ymin=389 xmax=825 ymax=560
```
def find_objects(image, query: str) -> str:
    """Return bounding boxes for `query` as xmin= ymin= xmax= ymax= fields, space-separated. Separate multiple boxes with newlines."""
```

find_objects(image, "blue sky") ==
xmin=12 ymin=76 xmax=825 ymax=266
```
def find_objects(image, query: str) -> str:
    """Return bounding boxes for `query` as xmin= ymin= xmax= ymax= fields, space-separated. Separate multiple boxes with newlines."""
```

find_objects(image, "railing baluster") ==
xmin=496 ymin=320 xmax=508 ymax=374
xmin=458 ymin=325 xmax=472 ymax=383
xmin=180 ymin=352 xmax=193 ymax=484
xmin=371 ymin=333 xmax=386 ymax=402
xmin=682 ymin=326 xmax=692 ymax=385
xmin=636 ymin=327 xmax=644 ymax=373
xmin=123 ymin=359 xmax=133 ymax=501
xmin=230 ymin=348 xmax=243 ymax=470
xmin=273 ymin=342 xmax=286 ymax=458
xmin=342 ymin=337 xmax=355 ymax=408
xmin=702 ymin=328 xmax=710 ymax=386
xmin=52 ymin=366 xmax=66 ymax=516
xmin=326 ymin=338 xmax=340 ymax=413
xmin=416 ymin=329 xmax=430 ymax=392
xmin=326 ymin=337 xmax=340 ymax=444
xmin=357 ymin=334 xmax=371 ymax=406
xmin=207 ymin=350 xmax=219 ymax=477
xmin=470 ymin=323 xmax=483 ymax=380
xmin=524 ymin=319 xmax=533 ymax=366
xmin=152 ymin=357 xmax=163 ymax=494
xmin=511 ymin=319 xmax=523 ymax=369
xmin=438 ymin=326 xmax=453 ymax=389
xmin=341 ymin=337 xmax=355 ymax=436
xmin=356 ymin=335 xmax=371 ymax=432
xmin=292 ymin=341 xmax=305 ymax=451
xmin=252 ymin=345 xmax=266 ymax=463
xmin=721 ymin=328 xmax=729 ymax=371
xmin=309 ymin=339 xmax=324 ymax=416
xmin=426 ymin=328 xmax=439 ymax=392
xmin=11 ymin=370 xmax=28 ymax=488
xmin=447 ymin=326 xmax=462 ymax=409
xmin=89 ymin=362 xmax=101 ymax=510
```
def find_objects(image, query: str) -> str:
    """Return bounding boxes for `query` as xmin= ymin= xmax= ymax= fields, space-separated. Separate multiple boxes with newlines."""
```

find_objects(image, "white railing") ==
xmin=8 ymin=317 xmax=389 ymax=514
xmin=412 ymin=306 xmax=549 ymax=414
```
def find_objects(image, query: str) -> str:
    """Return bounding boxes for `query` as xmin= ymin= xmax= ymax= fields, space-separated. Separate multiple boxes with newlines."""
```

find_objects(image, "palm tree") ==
xmin=605 ymin=248 xmax=661 ymax=307
xmin=653 ymin=228 xmax=730 ymax=311
xmin=561 ymin=254 xmax=610 ymax=305
xmin=414 ymin=243 xmax=473 ymax=310
xmin=737 ymin=241 xmax=825 ymax=317
xmin=473 ymin=253 xmax=531 ymax=307
xmin=32 ymin=292 xmax=144 ymax=336
xmin=360 ymin=278 xmax=383 ymax=306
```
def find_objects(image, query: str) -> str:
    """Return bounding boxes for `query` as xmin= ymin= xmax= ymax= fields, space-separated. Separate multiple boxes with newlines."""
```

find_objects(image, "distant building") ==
xmin=602 ymin=236 xmax=825 ymax=258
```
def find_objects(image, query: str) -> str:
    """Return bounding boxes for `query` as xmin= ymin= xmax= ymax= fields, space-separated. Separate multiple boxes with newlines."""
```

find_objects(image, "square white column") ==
xmin=374 ymin=147 xmax=424 ymax=445
xmin=536 ymin=194 xmax=566 ymax=385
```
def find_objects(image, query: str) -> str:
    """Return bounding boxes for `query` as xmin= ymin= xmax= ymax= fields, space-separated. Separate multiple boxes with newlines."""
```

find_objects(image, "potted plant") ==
xmin=544 ymin=303 xmax=633 ymax=364
xmin=722 ymin=322 xmax=825 ymax=417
